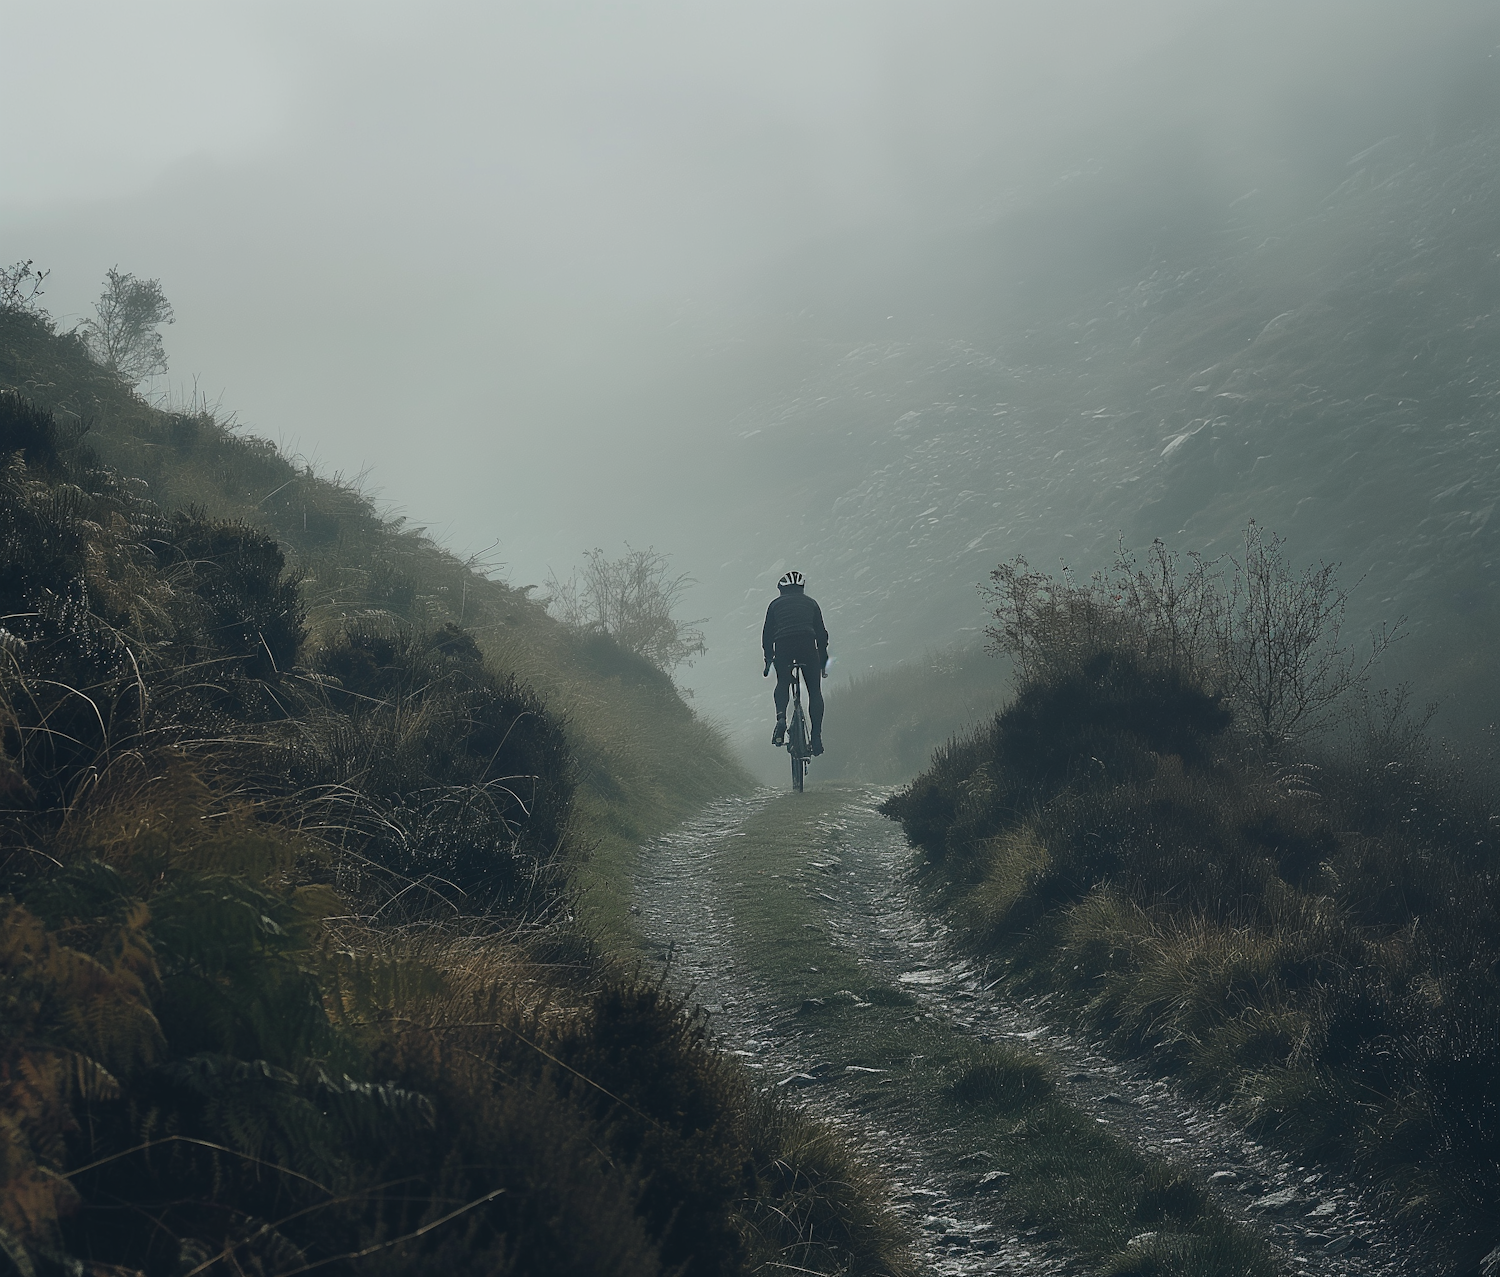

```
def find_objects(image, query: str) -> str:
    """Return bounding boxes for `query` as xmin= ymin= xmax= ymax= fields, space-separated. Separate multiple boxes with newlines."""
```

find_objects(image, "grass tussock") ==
xmin=944 ymin=1044 xmax=1053 ymax=1108
xmin=0 ymin=316 xmax=891 ymax=1277
xmin=883 ymin=539 xmax=1500 ymax=1271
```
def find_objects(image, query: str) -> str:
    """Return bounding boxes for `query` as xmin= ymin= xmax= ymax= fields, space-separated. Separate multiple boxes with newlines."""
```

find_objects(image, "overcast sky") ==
xmin=2 ymin=1 xmax=1223 ymax=558
xmin=4 ymin=0 xmax=1488 ymax=755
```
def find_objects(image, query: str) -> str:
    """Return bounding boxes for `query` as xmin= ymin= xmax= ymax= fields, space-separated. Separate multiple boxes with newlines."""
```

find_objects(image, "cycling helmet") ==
xmin=778 ymin=570 xmax=806 ymax=588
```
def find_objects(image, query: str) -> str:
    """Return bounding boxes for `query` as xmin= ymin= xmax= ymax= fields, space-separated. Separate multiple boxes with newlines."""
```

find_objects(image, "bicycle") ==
xmin=786 ymin=662 xmax=812 ymax=792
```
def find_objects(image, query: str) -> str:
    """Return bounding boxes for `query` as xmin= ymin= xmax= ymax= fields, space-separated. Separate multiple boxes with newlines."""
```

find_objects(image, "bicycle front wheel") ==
xmin=792 ymin=750 xmax=805 ymax=792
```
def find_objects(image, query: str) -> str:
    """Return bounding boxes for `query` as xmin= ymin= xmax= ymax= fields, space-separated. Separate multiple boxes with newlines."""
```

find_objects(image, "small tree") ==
xmin=547 ymin=546 xmax=707 ymax=673
xmin=83 ymin=267 xmax=174 ymax=383
xmin=1215 ymin=521 xmax=1400 ymax=750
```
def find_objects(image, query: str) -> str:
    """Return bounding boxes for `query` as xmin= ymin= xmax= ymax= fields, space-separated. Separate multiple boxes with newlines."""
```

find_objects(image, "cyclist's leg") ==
xmin=797 ymin=639 xmax=825 ymax=738
xmin=772 ymin=648 xmax=795 ymax=718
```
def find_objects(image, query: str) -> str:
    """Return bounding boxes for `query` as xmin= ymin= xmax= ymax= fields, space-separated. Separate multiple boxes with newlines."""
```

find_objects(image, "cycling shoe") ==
xmin=771 ymin=720 xmax=786 ymax=747
xmin=810 ymin=734 xmax=824 ymax=756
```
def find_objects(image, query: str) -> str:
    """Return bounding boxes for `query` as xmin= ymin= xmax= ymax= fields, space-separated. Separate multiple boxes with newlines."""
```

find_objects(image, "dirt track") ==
xmin=632 ymin=781 xmax=1425 ymax=1277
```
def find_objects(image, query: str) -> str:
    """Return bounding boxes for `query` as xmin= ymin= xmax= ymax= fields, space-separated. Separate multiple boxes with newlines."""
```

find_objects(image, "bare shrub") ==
xmin=0 ymin=259 xmax=49 ymax=315
xmin=1218 ymin=522 xmax=1400 ymax=749
xmin=547 ymin=545 xmax=706 ymax=673
xmin=983 ymin=523 xmax=1399 ymax=752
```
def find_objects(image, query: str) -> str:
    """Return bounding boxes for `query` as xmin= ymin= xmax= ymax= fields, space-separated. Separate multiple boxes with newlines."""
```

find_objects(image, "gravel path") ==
xmin=632 ymin=783 xmax=1428 ymax=1276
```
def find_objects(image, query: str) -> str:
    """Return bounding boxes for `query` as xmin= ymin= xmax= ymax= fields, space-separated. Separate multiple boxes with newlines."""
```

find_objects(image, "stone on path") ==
xmin=1250 ymin=1187 xmax=1302 ymax=1214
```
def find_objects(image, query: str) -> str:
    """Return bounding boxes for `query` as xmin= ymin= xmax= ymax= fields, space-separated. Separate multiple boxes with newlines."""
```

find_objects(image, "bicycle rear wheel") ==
xmin=789 ymin=705 xmax=808 ymax=792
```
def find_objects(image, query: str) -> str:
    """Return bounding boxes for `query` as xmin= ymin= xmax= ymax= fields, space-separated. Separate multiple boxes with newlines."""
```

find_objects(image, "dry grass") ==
xmin=0 ymin=332 xmax=875 ymax=1277
xmin=883 ymin=557 xmax=1500 ymax=1269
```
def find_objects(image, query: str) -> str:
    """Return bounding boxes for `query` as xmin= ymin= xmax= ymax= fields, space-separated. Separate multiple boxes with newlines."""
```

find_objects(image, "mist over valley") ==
xmin=5 ymin=5 xmax=1500 ymax=1274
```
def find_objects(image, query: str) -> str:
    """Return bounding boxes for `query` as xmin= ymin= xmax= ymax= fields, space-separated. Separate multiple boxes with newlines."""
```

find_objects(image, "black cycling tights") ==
xmin=773 ymin=643 xmax=824 ymax=735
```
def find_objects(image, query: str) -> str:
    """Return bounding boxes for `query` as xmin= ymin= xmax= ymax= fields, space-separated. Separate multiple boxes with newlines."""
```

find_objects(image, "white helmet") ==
xmin=778 ymin=569 xmax=805 ymax=588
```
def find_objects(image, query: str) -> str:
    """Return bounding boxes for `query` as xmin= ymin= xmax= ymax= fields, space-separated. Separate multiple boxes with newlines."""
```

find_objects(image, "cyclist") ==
xmin=761 ymin=569 xmax=828 ymax=755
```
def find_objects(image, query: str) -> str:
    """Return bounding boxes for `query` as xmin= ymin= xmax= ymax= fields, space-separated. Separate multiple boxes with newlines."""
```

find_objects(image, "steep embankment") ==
xmin=0 ymin=305 xmax=746 ymax=935
xmin=0 ymin=310 xmax=905 ymax=1277
xmin=881 ymin=555 xmax=1500 ymax=1275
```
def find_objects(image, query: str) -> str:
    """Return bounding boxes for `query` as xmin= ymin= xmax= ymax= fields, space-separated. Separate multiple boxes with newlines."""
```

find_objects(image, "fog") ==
xmin=6 ymin=0 xmax=1498 ymax=757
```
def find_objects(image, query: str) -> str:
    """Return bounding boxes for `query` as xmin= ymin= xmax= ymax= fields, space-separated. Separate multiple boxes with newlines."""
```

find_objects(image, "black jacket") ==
xmin=762 ymin=587 xmax=828 ymax=662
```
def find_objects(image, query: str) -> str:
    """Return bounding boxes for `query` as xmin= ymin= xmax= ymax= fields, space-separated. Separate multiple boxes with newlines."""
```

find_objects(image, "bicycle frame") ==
xmin=787 ymin=663 xmax=811 ymax=792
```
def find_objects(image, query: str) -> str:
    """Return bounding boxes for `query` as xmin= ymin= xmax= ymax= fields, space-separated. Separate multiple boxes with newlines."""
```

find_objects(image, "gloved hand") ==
xmin=763 ymin=660 xmax=771 ymax=678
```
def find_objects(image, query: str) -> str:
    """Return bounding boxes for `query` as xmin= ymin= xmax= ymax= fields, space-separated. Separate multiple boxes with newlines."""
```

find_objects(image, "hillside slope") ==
xmin=0 ymin=306 xmax=749 ymax=934
xmin=0 ymin=311 xmax=913 ymax=1277
xmin=881 ymin=554 xmax=1500 ymax=1273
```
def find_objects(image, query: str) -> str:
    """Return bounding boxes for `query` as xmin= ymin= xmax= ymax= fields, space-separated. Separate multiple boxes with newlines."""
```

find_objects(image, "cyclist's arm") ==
xmin=812 ymin=602 xmax=829 ymax=662
xmin=762 ymin=602 xmax=776 ymax=664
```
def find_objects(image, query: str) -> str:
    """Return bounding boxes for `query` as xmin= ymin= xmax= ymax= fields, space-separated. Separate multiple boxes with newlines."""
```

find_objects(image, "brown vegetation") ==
xmin=885 ymin=535 xmax=1499 ymax=1272
xmin=0 ymin=307 xmax=903 ymax=1277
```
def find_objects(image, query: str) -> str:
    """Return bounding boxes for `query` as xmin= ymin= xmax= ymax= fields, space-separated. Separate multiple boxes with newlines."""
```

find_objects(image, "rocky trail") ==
xmin=631 ymin=782 xmax=1428 ymax=1277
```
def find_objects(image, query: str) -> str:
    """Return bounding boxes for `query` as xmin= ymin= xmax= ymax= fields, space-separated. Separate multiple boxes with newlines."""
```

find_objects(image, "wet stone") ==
xmin=1251 ymin=1188 xmax=1302 ymax=1214
xmin=921 ymin=1216 xmax=962 ymax=1232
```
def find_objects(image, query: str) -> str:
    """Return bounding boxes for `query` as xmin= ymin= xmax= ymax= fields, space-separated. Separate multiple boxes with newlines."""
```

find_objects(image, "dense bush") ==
xmin=302 ymin=621 xmax=575 ymax=913
xmin=884 ymin=542 xmax=1500 ymax=1271
xmin=0 ymin=391 xmax=573 ymax=921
